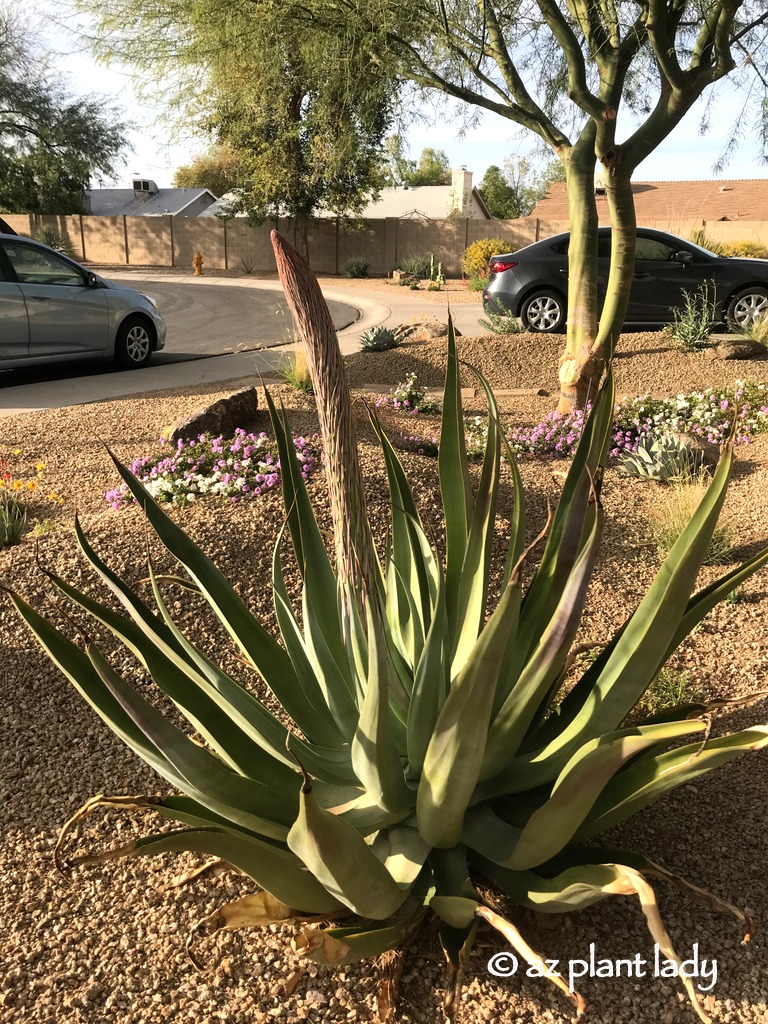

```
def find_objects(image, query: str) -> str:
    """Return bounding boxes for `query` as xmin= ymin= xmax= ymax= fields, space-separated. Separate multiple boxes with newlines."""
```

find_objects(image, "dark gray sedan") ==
xmin=0 ymin=234 xmax=166 ymax=369
xmin=483 ymin=227 xmax=768 ymax=333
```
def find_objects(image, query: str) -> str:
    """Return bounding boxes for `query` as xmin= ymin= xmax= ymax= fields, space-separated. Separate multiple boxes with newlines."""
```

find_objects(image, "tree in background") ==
xmin=478 ymin=157 xmax=565 ymax=219
xmin=274 ymin=0 xmax=768 ymax=411
xmin=0 ymin=9 xmax=126 ymax=214
xmin=73 ymin=0 xmax=395 ymax=259
xmin=172 ymin=144 xmax=244 ymax=197
xmin=380 ymin=134 xmax=452 ymax=186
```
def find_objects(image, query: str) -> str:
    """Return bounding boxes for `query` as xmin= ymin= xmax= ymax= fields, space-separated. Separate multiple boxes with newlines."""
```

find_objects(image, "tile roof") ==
xmin=530 ymin=179 xmax=768 ymax=222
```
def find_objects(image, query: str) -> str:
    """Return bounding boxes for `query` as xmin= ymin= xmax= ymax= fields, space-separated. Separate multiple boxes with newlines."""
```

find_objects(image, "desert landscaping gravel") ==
xmin=1 ymin=324 xmax=768 ymax=1024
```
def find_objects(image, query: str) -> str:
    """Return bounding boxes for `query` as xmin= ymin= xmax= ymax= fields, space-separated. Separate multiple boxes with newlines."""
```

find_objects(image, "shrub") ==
xmin=279 ymin=352 xmax=314 ymax=394
xmin=466 ymin=275 xmax=489 ymax=291
xmin=478 ymin=298 xmax=522 ymax=335
xmin=461 ymin=236 xmax=514 ymax=279
xmin=0 ymin=494 xmax=26 ymax=548
xmin=359 ymin=325 xmax=400 ymax=351
xmin=736 ymin=313 xmax=768 ymax=346
xmin=665 ymin=281 xmax=716 ymax=352
xmin=719 ymin=240 xmax=768 ymax=259
xmin=16 ymin=236 xmax=768 ymax=1023
xmin=687 ymin=228 xmax=728 ymax=256
xmin=630 ymin=668 xmax=701 ymax=723
xmin=342 ymin=257 xmax=368 ymax=278
xmin=651 ymin=474 xmax=736 ymax=564
xmin=397 ymin=253 xmax=433 ymax=278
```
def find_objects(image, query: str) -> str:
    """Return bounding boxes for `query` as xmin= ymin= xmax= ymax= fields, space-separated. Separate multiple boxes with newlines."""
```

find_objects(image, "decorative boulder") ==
xmin=396 ymin=318 xmax=463 ymax=343
xmin=710 ymin=339 xmax=768 ymax=360
xmin=168 ymin=387 xmax=259 ymax=444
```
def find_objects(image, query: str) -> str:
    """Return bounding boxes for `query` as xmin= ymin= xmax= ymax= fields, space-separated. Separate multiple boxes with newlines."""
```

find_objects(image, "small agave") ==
xmin=360 ymin=324 xmax=400 ymax=351
xmin=618 ymin=431 xmax=702 ymax=481
xmin=9 ymin=233 xmax=768 ymax=1024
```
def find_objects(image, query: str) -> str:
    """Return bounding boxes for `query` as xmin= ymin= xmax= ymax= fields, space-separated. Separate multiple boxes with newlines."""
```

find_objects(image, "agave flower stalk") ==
xmin=9 ymin=240 xmax=768 ymax=1023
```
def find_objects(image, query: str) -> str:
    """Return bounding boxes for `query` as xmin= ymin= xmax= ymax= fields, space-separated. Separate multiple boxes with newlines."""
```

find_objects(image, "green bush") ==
xmin=665 ymin=281 xmax=716 ymax=352
xmin=461 ymin=237 xmax=514 ymax=279
xmin=719 ymin=240 xmax=768 ymax=259
xmin=342 ymin=257 xmax=369 ymax=278
xmin=0 ymin=494 xmax=26 ymax=548
xmin=397 ymin=253 xmax=433 ymax=278
xmin=359 ymin=325 xmax=400 ymax=351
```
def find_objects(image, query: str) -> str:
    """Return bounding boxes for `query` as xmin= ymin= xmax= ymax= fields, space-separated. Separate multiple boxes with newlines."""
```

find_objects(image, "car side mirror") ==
xmin=675 ymin=251 xmax=693 ymax=264
xmin=86 ymin=272 xmax=101 ymax=287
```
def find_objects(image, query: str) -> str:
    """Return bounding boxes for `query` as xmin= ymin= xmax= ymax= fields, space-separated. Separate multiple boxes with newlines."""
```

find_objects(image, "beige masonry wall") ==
xmin=2 ymin=212 xmax=768 ymax=275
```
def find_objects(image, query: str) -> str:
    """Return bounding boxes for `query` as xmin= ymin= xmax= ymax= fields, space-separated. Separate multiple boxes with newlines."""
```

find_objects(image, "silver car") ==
xmin=0 ymin=233 xmax=166 ymax=370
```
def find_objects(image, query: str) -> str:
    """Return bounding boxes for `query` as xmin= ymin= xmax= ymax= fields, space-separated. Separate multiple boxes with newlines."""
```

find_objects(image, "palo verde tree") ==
xmin=281 ymin=0 xmax=768 ymax=411
xmin=73 ymin=0 xmax=395 ymax=259
xmin=0 ymin=8 xmax=126 ymax=214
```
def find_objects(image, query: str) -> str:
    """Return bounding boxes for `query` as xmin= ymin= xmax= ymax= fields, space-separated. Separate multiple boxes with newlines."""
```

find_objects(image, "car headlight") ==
xmin=139 ymin=291 xmax=158 ymax=310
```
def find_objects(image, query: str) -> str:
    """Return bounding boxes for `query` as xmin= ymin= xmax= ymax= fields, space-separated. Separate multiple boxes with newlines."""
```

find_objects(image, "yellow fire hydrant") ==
xmin=192 ymin=250 xmax=204 ymax=276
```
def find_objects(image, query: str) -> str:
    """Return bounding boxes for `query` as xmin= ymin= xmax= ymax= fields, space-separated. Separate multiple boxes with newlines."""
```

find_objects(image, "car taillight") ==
xmin=489 ymin=260 xmax=518 ymax=274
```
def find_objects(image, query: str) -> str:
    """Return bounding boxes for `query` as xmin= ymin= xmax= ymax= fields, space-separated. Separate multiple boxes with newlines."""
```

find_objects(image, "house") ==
xmin=198 ymin=169 xmax=492 ymax=220
xmin=85 ymin=178 xmax=218 ymax=217
xmin=530 ymin=178 xmax=768 ymax=223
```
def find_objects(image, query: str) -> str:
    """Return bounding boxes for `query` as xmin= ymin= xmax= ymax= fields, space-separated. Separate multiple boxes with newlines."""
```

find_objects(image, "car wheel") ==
xmin=115 ymin=316 xmax=154 ymax=369
xmin=520 ymin=291 xmax=566 ymax=333
xmin=727 ymin=287 xmax=768 ymax=330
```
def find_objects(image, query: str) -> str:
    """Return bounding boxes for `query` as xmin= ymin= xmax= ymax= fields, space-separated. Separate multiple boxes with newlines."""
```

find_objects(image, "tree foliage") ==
xmin=479 ymin=156 xmax=565 ymax=218
xmin=0 ymin=8 xmax=127 ymax=214
xmin=380 ymin=134 xmax=452 ymax=186
xmin=172 ymin=144 xmax=244 ymax=196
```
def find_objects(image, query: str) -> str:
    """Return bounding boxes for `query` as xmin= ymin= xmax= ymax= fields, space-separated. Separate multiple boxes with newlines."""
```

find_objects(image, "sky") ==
xmin=33 ymin=4 xmax=768 ymax=193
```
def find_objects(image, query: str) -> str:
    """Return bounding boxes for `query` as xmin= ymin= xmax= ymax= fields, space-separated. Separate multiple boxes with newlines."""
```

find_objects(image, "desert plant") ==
xmin=630 ymin=667 xmax=700 ymax=722
xmin=461 ymin=236 xmax=514 ymax=279
xmin=466 ymin=275 xmax=489 ymax=291
xmin=237 ymin=256 xmax=256 ymax=274
xmin=666 ymin=281 xmax=716 ymax=352
xmin=375 ymin=372 xmax=441 ymax=415
xmin=32 ymin=226 xmax=74 ymax=256
xmin=718 ymin=240 xmax=768 ymax=259
xmin=12 ymin=233 xmax=768 ymax=1024
xmin=279 ymin=351 xmax=314 ymax=394
xmin=617 ymin=432 xmax=703 ymax=482
xmin=342 ymin=257 xmax=368 ymax=279
xmin=687 ymin=228 xmax=728 ymax=256
xmin=397 ymin=253 xmax=432 ymax=278
xmin=359 ymin=325 xmax=400 ymax=352
xmin=736 ymin=313 xmax=768 ymax=346
xmin=478 ymin=298 xmax=522 ymax=335
xmin=651 ymin=474 xmax=736 ymax=565
xmin=0 ymin=494 xmax=26 ymax=547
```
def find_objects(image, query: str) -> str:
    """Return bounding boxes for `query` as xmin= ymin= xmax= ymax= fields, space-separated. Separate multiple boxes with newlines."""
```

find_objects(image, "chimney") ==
xmin=450 ymin=167 xmax=472 ymax=216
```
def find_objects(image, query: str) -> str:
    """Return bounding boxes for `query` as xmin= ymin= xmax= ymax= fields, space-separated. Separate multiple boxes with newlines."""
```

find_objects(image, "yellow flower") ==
xmin=36 ymin=462 xmax=46 ymax=473
xmin=12 ymin=480 xmax=23 ymax=490
xmin=27 ymin=480 xmax=37 ymax=492
xmin=12 ymin=449 xmax=21 ymax=456
xmin=48 ymin=493 xmax=60 ymax=502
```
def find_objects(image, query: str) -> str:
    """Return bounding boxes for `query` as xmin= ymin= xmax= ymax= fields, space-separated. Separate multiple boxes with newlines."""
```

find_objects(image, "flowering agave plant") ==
xmin=9 ymin=233 xmax=768 ymax=1024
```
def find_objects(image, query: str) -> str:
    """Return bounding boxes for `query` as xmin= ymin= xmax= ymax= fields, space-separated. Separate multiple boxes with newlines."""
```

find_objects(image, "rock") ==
xmin=712 ymin=339 xmax=768 ymax=360
xmin=668 ymin=430 xmax=722 ymax=470
xmin=168 ymin=387 xmax=259 ymax=443
xmin=396 ymin=318 xmax=463 ymax=343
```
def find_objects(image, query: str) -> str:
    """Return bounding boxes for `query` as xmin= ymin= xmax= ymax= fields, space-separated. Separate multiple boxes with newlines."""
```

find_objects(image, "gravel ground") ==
xmin=1 ymin=330 xmax=768 ymax=1024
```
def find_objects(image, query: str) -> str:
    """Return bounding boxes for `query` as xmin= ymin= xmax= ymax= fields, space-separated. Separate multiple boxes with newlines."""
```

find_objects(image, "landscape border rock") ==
xmin=167 ymin=386 xmax=259 ymax=443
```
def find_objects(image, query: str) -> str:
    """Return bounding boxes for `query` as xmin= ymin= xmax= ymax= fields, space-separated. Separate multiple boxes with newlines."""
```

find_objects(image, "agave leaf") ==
xmin=287 ymin=776 xmax=409 ymax=919
xmin=578 ymin=725 xmax=768 ymax=838
xmin=499 ymin=427 xmax=526 ymax=592
xmin=350 ymin=607 xmax=413 ymax=814
xmin=503 ymin=439 xmax=737 ymax=789
xmin=406 ymin=576 xmax=450 ymax=778
xmin=508 ymin=719 xmax=708 ymax=869
xmin=515 ymin=371 xmax=614 ymax=660
xmin=385 ymin=553 xmax=425 ymax=674
xmin=450 ymin=365 xmax=502 ymax=677
xmin=293 ymin=922 xmax=406 ymax=966
xmin=430 ymin=894 xmax=479 ymax=929
xmin=417 ymin=580 xmax=522 ymax=848
xmin=482 ymin=497 xmax=604 ymax=778
xmin=439 ymin=317 xmax=472 ymax=632
xmin=43 ymin=557 xmax=300 ymax=783
xmin=370 ymin=825 xmax=431 ymax=886
xmin=460 ymin=805 xmax=523 ymax=868
xmin=86 ymin=642 xmax=295 ymax=839
xmin=272 ymin=532 xmax=358 ymax=741
xmin=106 ymin=451 xmax=320 ymax=733
xmin=70 ymin=825 xmax=344 ymax=914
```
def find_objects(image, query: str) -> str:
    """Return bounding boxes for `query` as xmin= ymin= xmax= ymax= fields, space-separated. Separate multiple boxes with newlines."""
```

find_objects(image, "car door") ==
xmin=0 ymin=248 xmax=29 ymax=361
xmin=626 ymin=233 xmax=700 ymax=321
xmin=0 ymin=240 xmax=109 ymax=359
